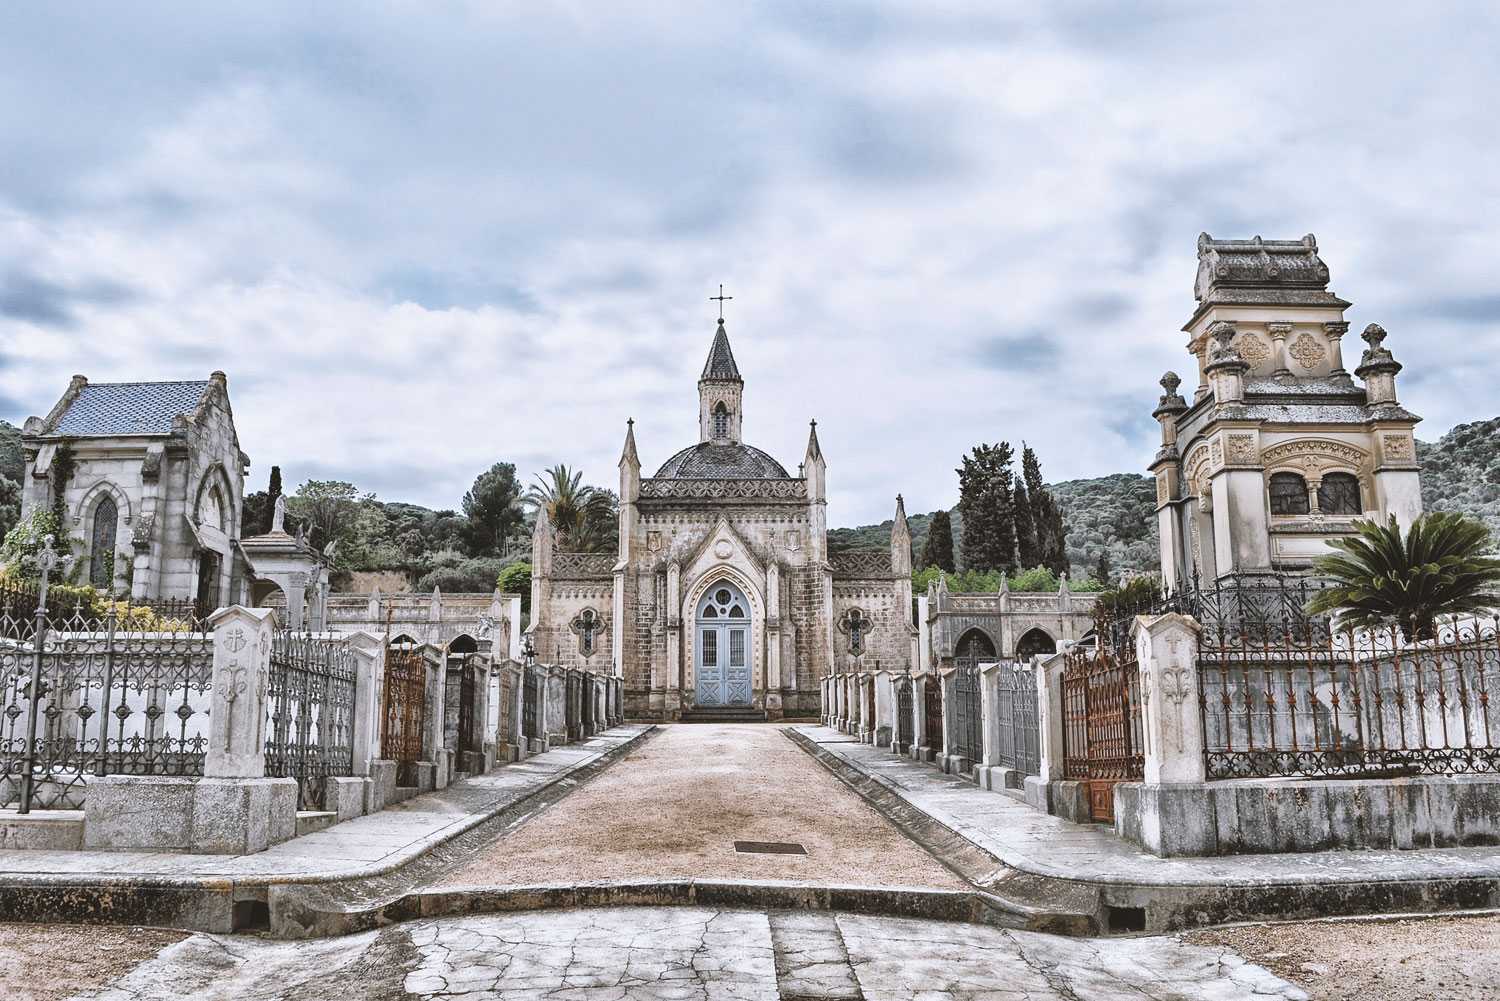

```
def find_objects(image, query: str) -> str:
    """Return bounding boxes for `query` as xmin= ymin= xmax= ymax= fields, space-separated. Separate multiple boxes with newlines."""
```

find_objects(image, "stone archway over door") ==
xmin=696 ymin=582 xmax=752 ymax=707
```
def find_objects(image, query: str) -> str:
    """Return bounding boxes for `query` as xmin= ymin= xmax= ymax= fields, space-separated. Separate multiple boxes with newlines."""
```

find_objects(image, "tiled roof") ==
xmin=653 ymin=442 xmax=791 ymax=480
xmin=700 ymin=320 xmax=741 ymax=381
xmin=50 ymin=381 xmax=210 ymax=436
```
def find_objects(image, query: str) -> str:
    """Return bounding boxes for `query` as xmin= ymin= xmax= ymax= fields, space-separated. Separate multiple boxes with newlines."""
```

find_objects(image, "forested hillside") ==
xmin=1418 ymin=417 xmax=1500 ymax=542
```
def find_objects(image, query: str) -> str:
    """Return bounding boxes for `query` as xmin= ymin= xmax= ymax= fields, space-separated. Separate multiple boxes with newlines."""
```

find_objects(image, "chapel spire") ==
xmin=698 ymin=316 xmax=744 ymax=443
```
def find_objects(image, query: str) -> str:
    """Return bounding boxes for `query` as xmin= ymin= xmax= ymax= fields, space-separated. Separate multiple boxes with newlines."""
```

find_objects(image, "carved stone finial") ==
xmin=1208 ymin=321 xmax=1237 ymax=355
xmin=1160 ymin=371 xmax=1182 ymax=396
xmin=1362 ymin=322 xmax=1387 ymax=349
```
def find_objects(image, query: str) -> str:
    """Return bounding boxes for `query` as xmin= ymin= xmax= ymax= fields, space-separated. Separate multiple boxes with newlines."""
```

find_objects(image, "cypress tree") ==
xmin=268 ymin=465 xmax=283 ymax=501
xmin=1013 ymin=479 xmax=1039 ymax=569
xmin=957 ymin=442 xmax=1017 ymax=573
xmin=1021 ymin=444 xmax=1069 ymax=576
xmin=920 ymin=509 xmax=956 ymax=572
xmin=1094 ymin=548 xmax=1113 ymax=587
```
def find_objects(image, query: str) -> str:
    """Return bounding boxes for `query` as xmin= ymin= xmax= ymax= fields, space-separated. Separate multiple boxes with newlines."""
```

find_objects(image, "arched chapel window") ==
xmin=846 ymin=609 xmax=866 ymax=656
xmin=89 ymin=496 xmax=118 ymax=590
xmin=1268 ymin=472 xmax=1310 ymax=515
xmin=1318 ymin=472 xmax=1362 ymax=515
xmin=712 ymin=402 xmax=729 ymax=439
xmin=1015 ymin=628 xmax=1056 ymax=659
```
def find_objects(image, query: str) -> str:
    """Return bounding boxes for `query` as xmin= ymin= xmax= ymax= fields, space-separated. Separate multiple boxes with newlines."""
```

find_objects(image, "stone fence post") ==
xmin=872 ymin=670 xmax=894 ymax=747
xmin=977 ymin=661 xmax=1021 ymax=792
xmin=344 ymin=631 xmax=385 ymax=779
xmin=205 ymin=606 xmax=277 ymax=778
xmin=1134 ymin=613 xmax=1207 ymax=785
xmin=1117 ymin=613 xmax=1209 ymax=855
xmin=912 ymin=671 xmax=935 ymax=761
xmin=1024 ymin=649 xmax=1089 ymax=822
xmin=419 ymin=643 xmax=447 ymax=791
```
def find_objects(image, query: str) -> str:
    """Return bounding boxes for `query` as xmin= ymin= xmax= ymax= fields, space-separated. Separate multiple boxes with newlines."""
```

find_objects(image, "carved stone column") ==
xmin=1135 ymin=613 xmax=1206 ymax=785
xmin=1267 ymin=322 xmax=1293 ymax=377
xmin=1323 ymin=320 xmax=1349 ymax=375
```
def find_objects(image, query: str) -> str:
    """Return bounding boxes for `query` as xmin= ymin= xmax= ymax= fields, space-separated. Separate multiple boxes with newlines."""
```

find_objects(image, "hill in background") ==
xmin=831 ymin=416 xmax=1500 ymax=577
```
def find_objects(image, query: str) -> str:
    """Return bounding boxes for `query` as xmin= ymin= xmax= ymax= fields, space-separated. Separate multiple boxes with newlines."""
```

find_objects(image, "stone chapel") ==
xmin=1150 ymin=234 xmax=1424 ymax=585
xmin=528 ymin=317 xmax=916 ymax=720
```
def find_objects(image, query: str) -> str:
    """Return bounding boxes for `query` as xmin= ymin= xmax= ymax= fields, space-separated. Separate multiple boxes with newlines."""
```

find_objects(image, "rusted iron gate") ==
xmin=863 ymin=676 xmax=875 ymax=731
xmin=896 ymin=676 xmax=914 ymax=747
xmin=923 ymin=677 xmax=943 ymax=750
xmin=951 ymin=660 xmax=983 ymax=763
xmin=1062 ymin=640 xmax=1143 ymax=823
xmin=381 ymin=642 xmax=427 ymax=783
xmin=995 ymin=663 xmax=1041 ymax=775
xmin=265 ymin=630 xmax=357 ymax=811
xmin=457 ymin=661 xmax=479 ymax=753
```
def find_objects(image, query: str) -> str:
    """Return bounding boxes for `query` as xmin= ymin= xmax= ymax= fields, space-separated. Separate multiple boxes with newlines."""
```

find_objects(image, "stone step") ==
xmin=679 ymin=707 xmax=770 ymax=724
xmin=295 ymin=811 xmax=337 ymax=837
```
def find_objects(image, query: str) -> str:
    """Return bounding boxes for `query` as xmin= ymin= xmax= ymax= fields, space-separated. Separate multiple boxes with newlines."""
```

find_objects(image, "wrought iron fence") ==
xmin=1200 ymin=612 xmax=1500 ymax=779
xmin=0 ymin=603 xmax=213 ymax=811
xmin=993 ymin=661 xmax=1040 ymax=775
xmin=381 ymin=642 xmax=426 ymax=773
xmin=265 ymin=630 xmax=357 ymax=811
xmin=581 ymin=673 xmax=595 ymax=733
xmin=896 ymin=676 xmax=914 ymax=747
xmin=950 ymin=661 xmax=983 ymax=763
xmin=1062 ymin=636 xmax=1144 ymax=823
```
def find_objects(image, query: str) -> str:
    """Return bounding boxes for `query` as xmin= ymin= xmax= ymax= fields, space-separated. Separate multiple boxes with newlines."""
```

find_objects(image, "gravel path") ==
xmin=1182 ymin=912 xmax=1500 ymax=1000
xmin=442 ymin=724 xmax=968 ymax=889
xmin=0 ymin=923 xmax=184 ymax=1001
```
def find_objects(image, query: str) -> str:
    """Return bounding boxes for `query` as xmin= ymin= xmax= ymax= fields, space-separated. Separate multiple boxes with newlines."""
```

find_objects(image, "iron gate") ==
xmin=1062 ymin=640 xmax=1143 ymax=823
xmin=457 ymin=662 xmax=478 ymax=754
xmin=522 ymin=666 xmax=540 ymax=740
xmin=951 ymin=662 xmax=983 ymax=763
xmin=581 ymin=675 xmax=594 ymax=733
xmin=923 ymin=678 xmax=943 ymax=750
xmin=994 ymin=663 xmax=1041 ymax=775
xmin=382 ymin=643 xmax=427 ymax=781
xmin=265 ymin=630 xmax=357 ymax=811
xmin=896 ymin=676 xmax=914 ymax=748
xmin=863 ymin=677 xmax=875 ymax=732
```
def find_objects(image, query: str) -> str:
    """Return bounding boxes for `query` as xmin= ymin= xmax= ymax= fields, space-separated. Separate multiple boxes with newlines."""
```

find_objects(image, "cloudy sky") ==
xmin=3 ymin=3 xmax=1497 ymax=525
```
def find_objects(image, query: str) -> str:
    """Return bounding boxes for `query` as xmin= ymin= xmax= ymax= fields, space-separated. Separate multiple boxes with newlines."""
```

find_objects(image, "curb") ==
xmin=786 ymin=728 xmax=1500 ymax=933
xmin=271 ymin=878 xmax=1026 ymax=939
xmin=0 ymin=725 xmax=658 ymax=933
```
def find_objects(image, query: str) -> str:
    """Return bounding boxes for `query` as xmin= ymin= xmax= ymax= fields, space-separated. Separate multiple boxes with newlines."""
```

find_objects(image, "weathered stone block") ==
xmin=1048 ymin=780 xmax=1092 ymax=825
xmin=1022 ymin=775 xmax=1052 ymax=813
xmin=413 ymin=762 xmax=437 ymax=792
xmin=367 ymin=759 xmax=397 ymax=814
xmin=324 ymin=776 xmax=367 ymax=823
xmin=0 ymin=809 xmax=84 ymax=850
xmin=83 ymin=775 xmax=297 ymax=854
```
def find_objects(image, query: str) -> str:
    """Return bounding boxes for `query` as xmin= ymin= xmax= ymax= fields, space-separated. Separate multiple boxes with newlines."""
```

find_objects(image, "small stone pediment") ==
xmin=680 ymin=516 xmax=765 ymax=585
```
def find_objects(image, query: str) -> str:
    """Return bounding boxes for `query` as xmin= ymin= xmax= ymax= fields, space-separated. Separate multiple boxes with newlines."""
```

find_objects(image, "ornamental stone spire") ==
xmin=699 ymin=319 xmax=744 ymax=443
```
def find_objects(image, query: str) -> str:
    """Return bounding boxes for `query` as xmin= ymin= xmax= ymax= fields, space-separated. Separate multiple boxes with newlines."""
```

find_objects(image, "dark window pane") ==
xmin=1269 ymin=473 xmax=1310 ymax=515
xmin=1318 ymin=473 xmax=1362 ymax=515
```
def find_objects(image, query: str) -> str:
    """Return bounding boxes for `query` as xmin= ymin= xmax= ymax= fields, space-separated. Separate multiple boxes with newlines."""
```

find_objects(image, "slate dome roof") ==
xmin=652 ymin=442 xmax=792 ymax=480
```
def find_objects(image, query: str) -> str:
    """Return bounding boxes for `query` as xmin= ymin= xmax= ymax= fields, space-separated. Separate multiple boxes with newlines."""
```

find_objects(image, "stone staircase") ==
xmin=678 ymin=706 xmax=770 ymax=724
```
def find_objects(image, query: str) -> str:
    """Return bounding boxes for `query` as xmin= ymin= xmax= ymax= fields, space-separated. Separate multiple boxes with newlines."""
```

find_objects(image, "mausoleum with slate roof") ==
xmin=20 ymin=372 xmax=250 ymax=611
xmin=528 ymin=317 xmax=916 ymax=720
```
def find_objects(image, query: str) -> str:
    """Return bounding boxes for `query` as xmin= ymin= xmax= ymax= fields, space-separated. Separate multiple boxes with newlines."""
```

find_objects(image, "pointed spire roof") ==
xmin=700 ymin=319 xmax=742 ymax=382
xmin=894 ymin=493 xmax=908 ymax=527
xmin=805 ymin=418 xmax=822 ymax=460
xmin=619 ymin=417 xmax=639 ymax=467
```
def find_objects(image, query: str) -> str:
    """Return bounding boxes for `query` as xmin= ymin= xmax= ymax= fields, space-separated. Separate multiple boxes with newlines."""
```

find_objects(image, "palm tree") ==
xmin=1304 ymin=512 xmax=1500 ymax=642
xmin=524 ymin=465 xmax=617 ymax=553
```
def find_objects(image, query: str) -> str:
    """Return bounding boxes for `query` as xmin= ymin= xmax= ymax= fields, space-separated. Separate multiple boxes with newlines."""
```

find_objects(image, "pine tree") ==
xmin=920 ymin=509 xmax=956 ymax=572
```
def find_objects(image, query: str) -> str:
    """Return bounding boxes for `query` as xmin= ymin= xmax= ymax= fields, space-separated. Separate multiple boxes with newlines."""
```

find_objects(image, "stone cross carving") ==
xmin=272 ymin=495 xmax=287 ymax=533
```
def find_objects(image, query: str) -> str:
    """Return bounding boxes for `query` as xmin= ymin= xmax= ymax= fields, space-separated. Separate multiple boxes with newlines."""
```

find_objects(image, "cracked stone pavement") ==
xmin=64 ymin=906 xmax=1307 ymax=1000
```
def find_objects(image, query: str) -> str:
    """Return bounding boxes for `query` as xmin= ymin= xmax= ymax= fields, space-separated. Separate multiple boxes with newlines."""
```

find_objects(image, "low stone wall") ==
xmin=1116 ymin=774 xmax=1500 ymax=857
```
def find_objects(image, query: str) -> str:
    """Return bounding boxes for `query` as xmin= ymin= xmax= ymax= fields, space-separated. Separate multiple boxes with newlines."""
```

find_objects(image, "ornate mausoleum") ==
xmin=1150 ymin=234 xmax=1423 ymax=585
xmin=528 ymin=318 xmax=916 ymax=720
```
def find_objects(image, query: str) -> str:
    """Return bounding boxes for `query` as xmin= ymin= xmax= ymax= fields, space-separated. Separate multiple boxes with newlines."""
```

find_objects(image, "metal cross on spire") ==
xmin=710 ymin=283 xmax=733 ymax=322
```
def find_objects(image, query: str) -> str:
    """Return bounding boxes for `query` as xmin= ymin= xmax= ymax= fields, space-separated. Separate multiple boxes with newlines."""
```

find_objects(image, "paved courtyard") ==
xmin=41 ymin=906 xmax=1303 ymax=1000
xmin=440 ymin=724 xmax=967 ymax=889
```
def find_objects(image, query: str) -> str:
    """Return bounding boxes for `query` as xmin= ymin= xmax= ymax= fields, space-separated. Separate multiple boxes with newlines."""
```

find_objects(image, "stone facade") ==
xmin=921 ymin=574 xmax=1097 ymax=670
xmin=529 ymin=318 xmax=915 ymax=720
xmin=1150 ymin=234 xmax=1423 ymax=584
xmin=19 ymin=373 xmax=249 ymax=607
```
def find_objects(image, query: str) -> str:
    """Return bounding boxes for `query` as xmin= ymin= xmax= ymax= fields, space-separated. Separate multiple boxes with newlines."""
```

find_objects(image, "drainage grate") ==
xmin=733 ymin=840 xmax=807 ymax=855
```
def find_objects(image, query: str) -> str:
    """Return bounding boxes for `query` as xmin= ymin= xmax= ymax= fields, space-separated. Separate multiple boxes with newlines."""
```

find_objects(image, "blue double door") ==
xmin=695 ymin=582 xmax=752 ymax=707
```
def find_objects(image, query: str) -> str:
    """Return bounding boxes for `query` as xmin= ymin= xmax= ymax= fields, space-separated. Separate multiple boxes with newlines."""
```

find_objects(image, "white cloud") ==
xmin=2 ymin=3 xmax=1496 ymax=526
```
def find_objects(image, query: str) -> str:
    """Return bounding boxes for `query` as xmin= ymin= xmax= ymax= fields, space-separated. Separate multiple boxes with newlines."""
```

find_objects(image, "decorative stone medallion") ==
xmin=713 ymin=539 xmax=734 ymax=559
xmin=1288 ymin=332 xmax=1327 ymax=370
xmin=1382 ymin=433 xmax=1415 ymax=460
xmin=1232 ymin=334 xmax=1270 ymax=365
xmin=1225 ymin=433 xmax=1258 ymax=465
